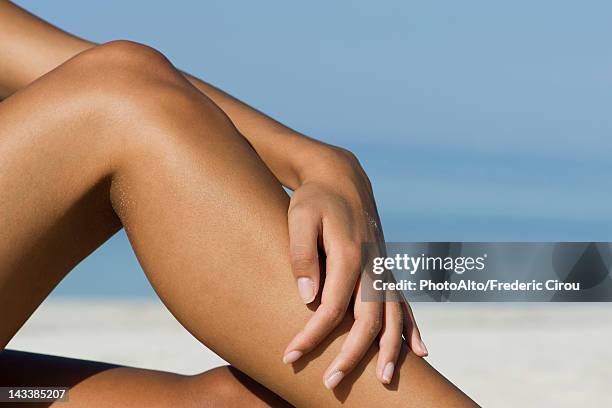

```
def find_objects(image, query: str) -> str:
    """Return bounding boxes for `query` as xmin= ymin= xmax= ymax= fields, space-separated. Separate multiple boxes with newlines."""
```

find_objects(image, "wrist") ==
xmin=263 ymin=129 xmax=364 ymax=191
xmin=294 ymin=142 xmax=366 ymax=188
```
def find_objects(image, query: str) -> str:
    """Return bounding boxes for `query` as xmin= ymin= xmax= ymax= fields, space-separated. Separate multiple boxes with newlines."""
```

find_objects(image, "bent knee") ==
xmin=52 ymin=40 xmax=193 ymax=114
xmin=48 ymin=39 xmax=221 ymax=136
xmin=71 ymin=40 xmax=180 ymax=84
xmin=183 ymin=366 xmax=288 ymax=408
xmin=9 ymin=39 xmax=229 ymax=170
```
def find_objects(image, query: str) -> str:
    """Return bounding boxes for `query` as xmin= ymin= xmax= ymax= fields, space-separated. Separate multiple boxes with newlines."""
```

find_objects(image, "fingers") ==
xmin=402 ymin=302 xmax=428 ymax=357
xmin=287 ymin=204 xmax=321 ymax=304
xmin=376 ymin=301 xmax=403 ymax=384
xmin=282 ymin=238 xmax=360 ymax=364
xmin=323 ymin=300 xmax=383 ymax=389
xmin=285 ymin=198 xmax=420 ymax=389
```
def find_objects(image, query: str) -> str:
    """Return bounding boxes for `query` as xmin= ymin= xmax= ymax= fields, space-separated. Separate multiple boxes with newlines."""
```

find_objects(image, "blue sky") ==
xmin=14 ymin=0 xmax=612 ymax=297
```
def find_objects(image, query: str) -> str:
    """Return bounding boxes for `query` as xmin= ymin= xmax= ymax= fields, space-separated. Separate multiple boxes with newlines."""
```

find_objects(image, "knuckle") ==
xmin=338 ymin=243 xmax=362 ymax=266
xmin=290 ymin=250 xmax=318 ymax=271
xmin=288 ymin=202 xmax=315 ymax=218
xmin=380 ymin=323 xmax=402 ymax=345
xmin=380 ymin=330 xmax=402 ymax=348
xmin=385 ymin=303 xmax=404 ymax=327
xmin=340 ymin=354 xmax=361 ymax=370
xmin=322 ymin=303 xmax=346 ymax=326
xmin=394 ymin=310 xmax=404 ymax=328
xmin=363 ymin=316 xmax=383 ymax=337
xmin=298 ymin=335 xmax=318 ymax=352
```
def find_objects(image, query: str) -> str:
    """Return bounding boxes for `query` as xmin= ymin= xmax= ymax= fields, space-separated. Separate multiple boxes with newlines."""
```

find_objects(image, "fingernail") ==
xmin=382 ymin=362 xmax=395 ymax=384
xmin=297 ymin=277 xmax=315 ymax=304
xmin=420 ymin=340 xmax=429 ymax=356
xmin=283 ymin=350 xmax=303 ymax=364
xmin=324 ymin=370 xmax=344 ymax=390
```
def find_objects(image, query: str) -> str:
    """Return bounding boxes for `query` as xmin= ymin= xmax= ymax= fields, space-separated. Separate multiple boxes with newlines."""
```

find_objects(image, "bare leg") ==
xmin=0 ymin=42 xmax=477 ymax=407
xmin=0 ymin=350 xmax=291 ymax=407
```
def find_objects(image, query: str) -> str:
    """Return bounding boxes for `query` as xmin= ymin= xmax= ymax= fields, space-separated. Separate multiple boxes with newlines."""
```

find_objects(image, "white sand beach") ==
xmin=7 ymin=300 xmax=611 ymax=407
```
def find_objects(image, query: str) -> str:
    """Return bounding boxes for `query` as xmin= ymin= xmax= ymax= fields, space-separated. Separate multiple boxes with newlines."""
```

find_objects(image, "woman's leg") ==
xmin=0 ymin=40 xmax=289 ymax=408
xmin=0 ymin=350 xmax=291 ymax=407
xmin=0 ymin=41 xmax=477 ymax=406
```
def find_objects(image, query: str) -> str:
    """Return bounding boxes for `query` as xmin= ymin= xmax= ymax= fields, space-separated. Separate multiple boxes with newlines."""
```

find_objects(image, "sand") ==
xmin=7 ymin=299 xmax=611 ymax=407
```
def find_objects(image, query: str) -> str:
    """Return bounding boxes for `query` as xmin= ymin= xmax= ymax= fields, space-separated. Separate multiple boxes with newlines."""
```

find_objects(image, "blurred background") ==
xmin=8 ymin=1 xmax=612 ymax=406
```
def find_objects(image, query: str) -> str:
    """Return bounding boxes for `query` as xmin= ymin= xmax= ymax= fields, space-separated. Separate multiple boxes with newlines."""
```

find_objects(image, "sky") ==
xmin=14 ymin=0 xmax=612 ymax=297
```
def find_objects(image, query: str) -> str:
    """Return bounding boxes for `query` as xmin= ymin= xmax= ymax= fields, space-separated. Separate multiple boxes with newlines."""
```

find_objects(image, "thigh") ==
xmin=0 ymin=93 xmax=121 ymax=349
xmin=0 ymin=43 xmax=292 ymax=408
xmin=0 ymin=350 xmax=291 ymax=407
xmin=0 ymin=40 xmax=188 ymax=348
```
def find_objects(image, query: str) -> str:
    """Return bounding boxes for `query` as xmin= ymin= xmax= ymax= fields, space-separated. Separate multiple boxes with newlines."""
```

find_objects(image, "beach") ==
xmin=7 ymin=299 xmax=610 ymax=407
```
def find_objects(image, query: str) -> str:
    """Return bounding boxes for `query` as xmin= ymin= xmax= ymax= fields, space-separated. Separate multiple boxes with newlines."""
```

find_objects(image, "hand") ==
xmin=281 ymin=146 xmax=428 ymax=389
